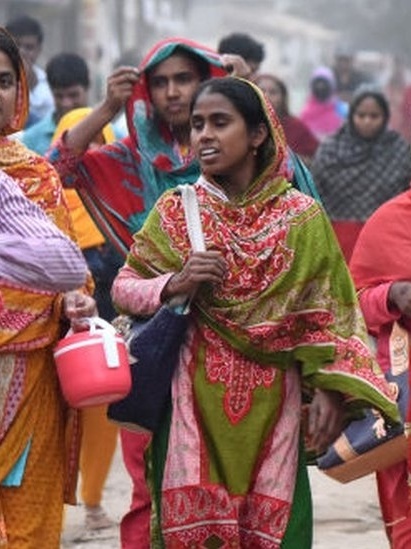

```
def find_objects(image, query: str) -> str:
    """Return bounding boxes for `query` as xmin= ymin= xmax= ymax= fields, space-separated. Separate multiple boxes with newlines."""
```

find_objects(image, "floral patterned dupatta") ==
xmin=129 ymin=79 xmax=398 ymax=420
xmin=124 ymin=77 xmax=399 ymax=547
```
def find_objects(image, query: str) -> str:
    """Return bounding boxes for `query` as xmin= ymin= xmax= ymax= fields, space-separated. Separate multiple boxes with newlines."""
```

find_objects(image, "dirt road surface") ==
xmin=62 ymin=446 xmax=389 ymax=548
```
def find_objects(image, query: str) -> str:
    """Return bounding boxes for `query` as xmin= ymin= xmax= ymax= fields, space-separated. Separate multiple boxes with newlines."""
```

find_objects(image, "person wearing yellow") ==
xmin=53 ymin=107 xmax=114 ymax=264
xmin=53 ymin=108 xmax=119 ymax=531
xmin=0 ymin=28 xmax=96 ymax=548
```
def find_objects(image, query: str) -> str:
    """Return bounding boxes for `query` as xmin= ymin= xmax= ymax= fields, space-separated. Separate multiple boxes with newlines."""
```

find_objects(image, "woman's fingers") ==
xmin=183 ymin=252 xmax=226 ymax=282
xmin=309 ymin=390 xmax=345 ymax=453
xmin=64 ymin=291 xmax=97 ymax=320
xmin=105 ymin=66 xmax=140 ymax=109
xmin=163 ymin=252 xmax=226 ymax=299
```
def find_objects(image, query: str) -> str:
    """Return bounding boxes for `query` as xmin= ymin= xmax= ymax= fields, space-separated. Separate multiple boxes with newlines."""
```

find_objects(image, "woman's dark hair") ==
xmin=191 ymin=77 xmax=275 ymax=171
xmin=255 ymin=73 xmax=289 ymax=115
xmin=349 ymin=86 xmax=390 ymax=133
xmin=0 ymin=28 xmax=22 ymax=82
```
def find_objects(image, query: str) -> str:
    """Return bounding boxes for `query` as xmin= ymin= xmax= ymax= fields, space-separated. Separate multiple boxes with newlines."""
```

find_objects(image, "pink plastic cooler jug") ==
xmin=54 ymin=317 xmax=131 ymax=408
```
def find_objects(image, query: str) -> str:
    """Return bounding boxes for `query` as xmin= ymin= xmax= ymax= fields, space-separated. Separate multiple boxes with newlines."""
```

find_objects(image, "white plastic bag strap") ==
xmin=61 ymin=317 xmax=120 ymax=367
xmin=85 ymin=318 xmax=120 ymax=368
xmin=87 ymin=316 xmax=117 ymax=335
xmin=63 ymin=316 xmax=116 ymax=338
xmin=178 ymin=184 xmax=206 ymax=252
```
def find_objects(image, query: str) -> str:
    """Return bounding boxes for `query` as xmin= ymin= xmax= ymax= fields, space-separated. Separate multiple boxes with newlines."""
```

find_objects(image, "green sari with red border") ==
xmin=121 ymin=79 xmax=399 ymax=548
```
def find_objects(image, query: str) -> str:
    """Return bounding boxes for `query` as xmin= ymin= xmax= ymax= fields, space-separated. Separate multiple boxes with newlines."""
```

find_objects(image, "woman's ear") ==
xmin=251 ymin=123 xmax=269 ymax=149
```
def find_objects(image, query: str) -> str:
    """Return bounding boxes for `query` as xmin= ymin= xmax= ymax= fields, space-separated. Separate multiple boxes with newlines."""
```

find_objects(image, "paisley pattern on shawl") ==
xmin=0 ymin=141 xmax=70 ymax=451
xmin=127 ymin=80 xmax=398 ymax=421
xmin=0 ymin=281 xmax=62 ymax=447
xmin=0 ymin=126 xmax=74 ymax=460
xmin=131 ymin=180 xmax=397 ymax=419
xmin=48 ymin=38 xmax=228 ymax=257
xmin=0 ymin=280 xmax=62 ymax=351
xmin=0 ymin=138 xmax=74 ymax=236
xmin=121 ymin=78 xmax=399 ymax=547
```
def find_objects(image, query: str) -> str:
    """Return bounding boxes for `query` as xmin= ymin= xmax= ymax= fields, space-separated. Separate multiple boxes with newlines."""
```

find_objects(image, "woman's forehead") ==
xmin=354 ymin=96 xmax=383 ymax=112
xmin=193 ymin=90 xmax=235 ymax=112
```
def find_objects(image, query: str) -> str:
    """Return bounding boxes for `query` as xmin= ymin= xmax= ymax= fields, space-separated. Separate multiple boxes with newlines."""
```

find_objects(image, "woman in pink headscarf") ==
xmin=300 ymin=66 xmax=347 ymax=141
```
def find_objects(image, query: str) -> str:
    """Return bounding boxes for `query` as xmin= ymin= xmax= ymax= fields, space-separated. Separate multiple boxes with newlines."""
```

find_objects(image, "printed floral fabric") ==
xmin=115 ymin=79 xmax=399 ymax=547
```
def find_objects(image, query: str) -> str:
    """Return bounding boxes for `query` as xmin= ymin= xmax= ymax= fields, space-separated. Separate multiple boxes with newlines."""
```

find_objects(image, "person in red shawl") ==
xmin=350 ymin=188 xmax=411 ymax=549
xmin=47 ymin=39 xmax=247 ymax=257
xmin=47 ymin=36 xmax=320 ymax=547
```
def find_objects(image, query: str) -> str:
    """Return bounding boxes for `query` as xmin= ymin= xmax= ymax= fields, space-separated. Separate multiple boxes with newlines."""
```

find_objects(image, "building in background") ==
xmin=1 ymin=0 xmax=338 ymax=108
xmin=0 ymin=0 xmax=136 ymax=103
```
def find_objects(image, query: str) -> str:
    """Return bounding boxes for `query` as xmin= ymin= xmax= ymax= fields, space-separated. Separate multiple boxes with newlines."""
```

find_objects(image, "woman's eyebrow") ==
xmin=0 ymin=70 xmax=15 ymax=79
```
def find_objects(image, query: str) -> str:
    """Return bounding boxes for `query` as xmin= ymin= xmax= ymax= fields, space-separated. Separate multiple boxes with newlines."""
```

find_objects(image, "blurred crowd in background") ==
xmin=3 ymin=2 xmax=411 ymax=547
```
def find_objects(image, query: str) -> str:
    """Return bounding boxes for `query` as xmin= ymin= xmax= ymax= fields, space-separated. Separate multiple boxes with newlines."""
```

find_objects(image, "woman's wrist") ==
xmin=160 ymin=273 xmax=180 ymax=302
xmin=100 ymin=97 xmax=122 ymax=121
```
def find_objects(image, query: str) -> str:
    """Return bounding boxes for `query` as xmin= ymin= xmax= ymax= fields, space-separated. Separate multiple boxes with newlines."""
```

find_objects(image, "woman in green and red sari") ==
xmin=112 ymin=76 xmax=399 ymax=547
xmin=47 ymin=38 xmax=237 ymax=546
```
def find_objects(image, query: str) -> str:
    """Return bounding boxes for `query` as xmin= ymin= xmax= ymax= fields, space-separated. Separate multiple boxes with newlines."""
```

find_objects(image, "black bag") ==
xmin=108 ymin=184 xmax=205 ymax=433
xmin=107 ymin=305 xmax=189 ymax=432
